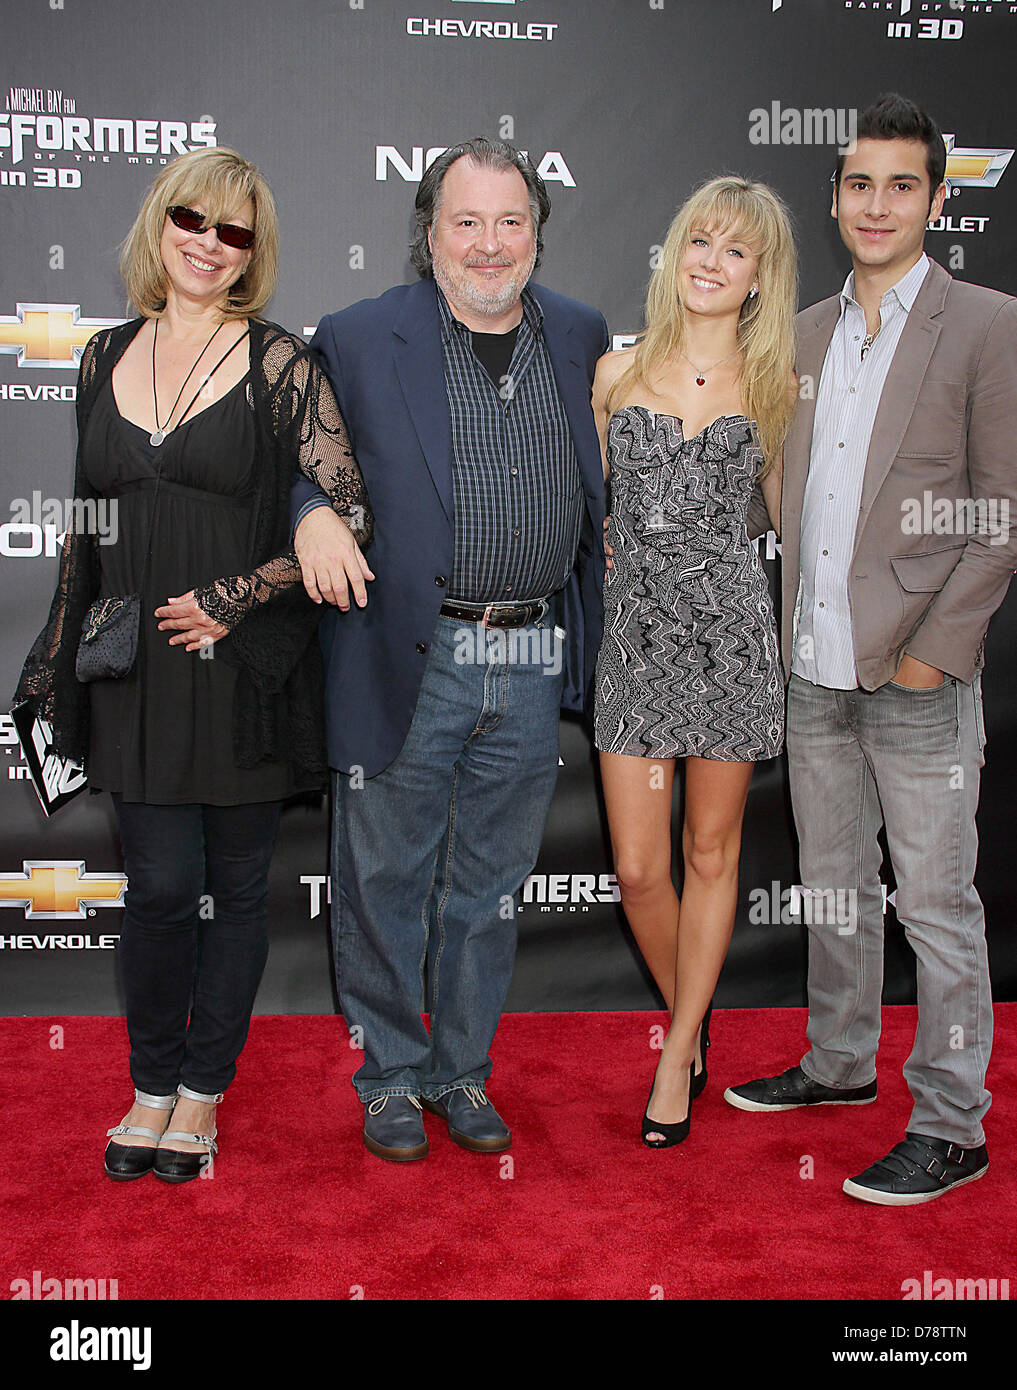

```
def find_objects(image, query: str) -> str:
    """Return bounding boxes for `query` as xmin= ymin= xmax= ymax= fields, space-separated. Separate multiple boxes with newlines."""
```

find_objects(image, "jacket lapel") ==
xmin=784 ymin=297 xmax=840 ymax=548
xmin=392 ymin=280 xmax=454 ymax=523
xmin=856 ymin=259 xmax=949 ymax=521
xmin=533 ymin=287 xmax=602 ymax=503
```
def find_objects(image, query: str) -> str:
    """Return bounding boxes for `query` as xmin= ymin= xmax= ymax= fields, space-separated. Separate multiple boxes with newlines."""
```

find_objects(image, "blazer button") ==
xmin=434 ymin=575 xmax=446 ymax=586
xmin=416 ymin=642 xmax=427 ymax=654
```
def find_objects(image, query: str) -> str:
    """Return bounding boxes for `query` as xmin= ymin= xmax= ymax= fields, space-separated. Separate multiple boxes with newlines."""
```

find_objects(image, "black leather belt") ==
xmin=439 ymin=597 xmax=550 ymax=629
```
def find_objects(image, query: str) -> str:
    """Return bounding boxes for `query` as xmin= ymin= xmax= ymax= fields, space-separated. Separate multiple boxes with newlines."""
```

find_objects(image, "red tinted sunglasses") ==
xmin=166 ymin=205 xmax=255 ymax=250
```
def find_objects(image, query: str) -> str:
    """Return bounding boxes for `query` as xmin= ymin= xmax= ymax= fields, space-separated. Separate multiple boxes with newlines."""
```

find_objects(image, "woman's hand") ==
xmin=294 ymin=507 xmax=375 ymax=609
xmin=154 ymin=591 xmax=229 ymax=652
xmin=604 ymin=515 xmax=614 ymax=571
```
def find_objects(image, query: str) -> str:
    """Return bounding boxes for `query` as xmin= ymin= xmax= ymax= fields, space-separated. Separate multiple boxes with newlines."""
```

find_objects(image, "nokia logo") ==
xmin=376 ymin=145 xmax=575 ymax=187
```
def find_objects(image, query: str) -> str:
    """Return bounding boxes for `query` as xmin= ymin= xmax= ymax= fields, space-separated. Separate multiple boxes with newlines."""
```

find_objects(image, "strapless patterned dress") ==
xmin=594 ymin=406 xmax=783 ymax=761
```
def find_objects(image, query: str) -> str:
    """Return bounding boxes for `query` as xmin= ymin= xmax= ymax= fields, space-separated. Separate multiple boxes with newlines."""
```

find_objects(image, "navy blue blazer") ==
xmin=292 ymin=277 xmax=609 ymax=778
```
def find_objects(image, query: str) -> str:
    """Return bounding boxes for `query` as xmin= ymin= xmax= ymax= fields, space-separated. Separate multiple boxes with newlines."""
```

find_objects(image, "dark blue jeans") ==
xmin=331 ymin=612 xmax=564 ymax=1102
xmin=112 ymin=797 xmax=282 ymax=1095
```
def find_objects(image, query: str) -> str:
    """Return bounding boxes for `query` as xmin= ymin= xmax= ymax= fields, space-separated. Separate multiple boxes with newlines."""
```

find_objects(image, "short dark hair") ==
xmin=410 ymin=136 xmax=551 ymax=278
xmin=835 ymin=93 xmax=946 ymax=208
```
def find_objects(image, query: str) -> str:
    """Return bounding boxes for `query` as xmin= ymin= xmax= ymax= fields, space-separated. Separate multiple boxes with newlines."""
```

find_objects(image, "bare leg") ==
xmin=646 ymin=757 xmax=754 ymax=1137
xmin=599 ymin=751 xmax=678 ymax=1008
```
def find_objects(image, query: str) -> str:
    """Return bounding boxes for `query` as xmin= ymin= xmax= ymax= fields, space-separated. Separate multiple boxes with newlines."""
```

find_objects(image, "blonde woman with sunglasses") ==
xmin=16 ymin=148 xmax=373 ymax=1183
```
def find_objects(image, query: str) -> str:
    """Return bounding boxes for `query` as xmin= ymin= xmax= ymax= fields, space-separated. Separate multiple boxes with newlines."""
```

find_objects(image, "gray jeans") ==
xmin=786 ymin=672 xmax=992 ymax=1147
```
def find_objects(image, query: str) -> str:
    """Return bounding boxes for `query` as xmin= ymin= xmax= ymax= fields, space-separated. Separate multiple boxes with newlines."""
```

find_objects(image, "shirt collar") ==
xmin=840 ymin=252 xmax=930 ymax=316
xmin=435 ymin=282 xmax=541 ymax=338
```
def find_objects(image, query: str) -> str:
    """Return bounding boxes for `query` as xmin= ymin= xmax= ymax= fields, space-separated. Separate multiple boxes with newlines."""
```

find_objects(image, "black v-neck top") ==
xmin=82 ymin=373 xmax=293 ymax=804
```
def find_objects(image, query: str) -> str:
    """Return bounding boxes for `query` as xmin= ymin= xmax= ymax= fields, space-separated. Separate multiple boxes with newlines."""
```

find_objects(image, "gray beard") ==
xmin=431 ymin=245 xmax=536 ymax=320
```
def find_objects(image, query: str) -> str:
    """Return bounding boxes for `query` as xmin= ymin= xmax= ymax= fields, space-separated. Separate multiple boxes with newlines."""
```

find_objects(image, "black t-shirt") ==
xmin=470 ymin=325 xmax=520 ymax=391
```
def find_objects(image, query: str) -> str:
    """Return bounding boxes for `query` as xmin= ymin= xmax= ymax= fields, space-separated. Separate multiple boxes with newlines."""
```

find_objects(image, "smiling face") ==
xmin=833 ymin=136 xmax=946 ymax=280
xmin=427 ymin=157 xmax=537 ymax=323
xmin=679 ymin=223 xmax=760 ymax=319
xmin=158 ymin=197 xmax=255 ymax=311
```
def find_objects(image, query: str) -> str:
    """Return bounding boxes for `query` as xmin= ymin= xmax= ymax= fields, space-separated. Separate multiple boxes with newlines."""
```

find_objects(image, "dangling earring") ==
xmin=748 ymin=285 xmax=759 ymax=299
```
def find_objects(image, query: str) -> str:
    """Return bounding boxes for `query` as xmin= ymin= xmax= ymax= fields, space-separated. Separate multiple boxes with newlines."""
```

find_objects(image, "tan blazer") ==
xmin=772 ymin=258 xmax=1017 ymax=687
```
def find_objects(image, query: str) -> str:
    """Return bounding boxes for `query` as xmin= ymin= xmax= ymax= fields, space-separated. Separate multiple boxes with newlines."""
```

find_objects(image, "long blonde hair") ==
xmin=608 ymin=175 xmax=798 ymax=473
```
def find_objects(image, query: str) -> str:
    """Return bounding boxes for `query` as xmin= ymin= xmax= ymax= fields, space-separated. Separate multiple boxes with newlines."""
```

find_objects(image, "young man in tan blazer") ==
xmin=727 ymin=94 xmax=1017 ymax=1204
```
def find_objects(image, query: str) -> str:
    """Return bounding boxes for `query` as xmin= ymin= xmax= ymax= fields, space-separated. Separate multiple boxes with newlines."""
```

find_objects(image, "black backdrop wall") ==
xmin=2 ymin=0 xmax=1016 ymax=1015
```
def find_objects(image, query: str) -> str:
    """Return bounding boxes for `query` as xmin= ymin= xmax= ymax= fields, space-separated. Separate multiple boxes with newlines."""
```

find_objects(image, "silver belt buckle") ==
xmin=481 ymin=598 xmax=547 ymax=628
xmin=482 ymin=602 xmax=523 ymax=629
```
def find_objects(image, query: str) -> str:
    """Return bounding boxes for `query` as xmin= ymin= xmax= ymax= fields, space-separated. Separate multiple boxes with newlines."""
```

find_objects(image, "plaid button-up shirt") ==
xmin=436 ymin=285 xmax=582 ymax=603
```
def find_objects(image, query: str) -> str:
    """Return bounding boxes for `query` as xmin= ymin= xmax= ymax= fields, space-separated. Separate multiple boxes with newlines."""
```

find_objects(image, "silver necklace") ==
xmin=150 ymin=319 xmax=224 ymax=446
xmin=860 ymin=320 xmax=882 ymax=361
xmin=682 ymin=348 xmax=740 ymax=387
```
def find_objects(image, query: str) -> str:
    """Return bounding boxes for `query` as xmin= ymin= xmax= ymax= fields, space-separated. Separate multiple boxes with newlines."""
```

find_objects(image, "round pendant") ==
xmin=149 ymin=429 xmax=165 ymax=446
xmin=695 ymin=376 xmax=706 ymax=387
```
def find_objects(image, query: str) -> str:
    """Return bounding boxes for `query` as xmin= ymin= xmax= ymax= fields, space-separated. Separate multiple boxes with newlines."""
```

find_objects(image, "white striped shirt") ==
xmin=792 ymin=254 xmax=930 ymax=689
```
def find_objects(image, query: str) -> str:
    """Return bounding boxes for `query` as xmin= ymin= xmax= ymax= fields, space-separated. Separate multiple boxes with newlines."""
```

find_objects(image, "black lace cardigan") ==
xmin=13 ymin=316 xmax=373 ymax=790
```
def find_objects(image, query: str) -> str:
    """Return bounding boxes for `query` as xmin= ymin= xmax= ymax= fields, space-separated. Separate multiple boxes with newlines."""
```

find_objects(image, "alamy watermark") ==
xmin=901 ymin=1271 xmax=1009 ymax=1301
xmin=10 ymin=1271 xmax=118 ymax=1300
xmin=748 ymin=880 xmax=858 ymax=935
xmin=900 ymin=492 xmax=1010 ymax=546
xmin=6 ymin=492 xmax=118 ymax=546
xmin=49 ymin=1321 xmax=151 ymax=1370
xmin=453 ymin=621 xmax=564 ymax=677
xmin=749 ymin=102 xmax=857 ymax=153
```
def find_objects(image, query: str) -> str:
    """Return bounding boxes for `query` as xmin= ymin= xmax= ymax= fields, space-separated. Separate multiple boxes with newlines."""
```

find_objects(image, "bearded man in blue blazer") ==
xmin=291 ymin=139 xmax=608 ymax=1161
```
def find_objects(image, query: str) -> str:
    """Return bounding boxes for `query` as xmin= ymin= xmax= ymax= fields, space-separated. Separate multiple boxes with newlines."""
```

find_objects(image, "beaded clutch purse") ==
xmin=75 ymin=593 xmax=141 ymax=682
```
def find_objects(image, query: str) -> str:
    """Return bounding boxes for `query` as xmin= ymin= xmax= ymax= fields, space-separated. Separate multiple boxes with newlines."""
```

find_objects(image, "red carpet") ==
xmin=3 ymin=1006 xmax=1015 ymax=1301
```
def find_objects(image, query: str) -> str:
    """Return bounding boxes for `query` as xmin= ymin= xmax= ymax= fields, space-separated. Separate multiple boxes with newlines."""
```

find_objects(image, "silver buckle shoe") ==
xmin=104 ymin=1088 xmax=177 ymax=1182
xmin=153 ymin=1084 xmax=224 ymax=1184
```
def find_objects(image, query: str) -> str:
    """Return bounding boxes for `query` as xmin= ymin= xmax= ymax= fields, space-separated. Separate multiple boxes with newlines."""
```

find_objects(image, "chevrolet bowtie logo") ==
xmin=943 ymin=136 xmax=1014 ymax=191
xmin=0 ymin=303 xmax=125 ymax=369
xmin=0 ymin=862 xmax=127 ymax=919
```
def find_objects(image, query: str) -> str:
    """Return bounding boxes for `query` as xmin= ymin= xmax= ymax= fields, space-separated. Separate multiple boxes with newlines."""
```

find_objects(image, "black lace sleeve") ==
xmin=12 ymin=332 xmax=105 ymax=754
xmin=193 ymin=550 xmax=303 ymax=630
xmin=192 ymin=340 xmax=373 ymax=630
xmin=289 ymin=349 xmax=373 ymax=547
xmin=13 ymin=530 xmax=91 ymax=717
